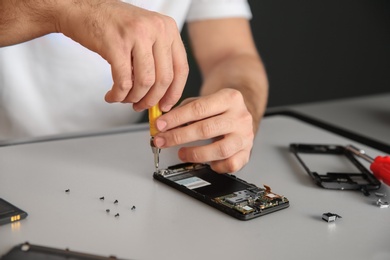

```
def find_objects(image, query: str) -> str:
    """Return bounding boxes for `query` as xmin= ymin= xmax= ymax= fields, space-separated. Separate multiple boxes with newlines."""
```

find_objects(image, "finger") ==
xmin=177 ymin=133 xmax=247 ymax=163
xmin=105 ymin=48 xmax=133 ymax=103
xmin=210 ymin=150 xmax=251 ymax=173
xmin=157 ymin=92 xmax=230 ymax=132
xmin=123 ymin=42 xmax=155 ymax=104
xmin=154 ymin=115 xmax=234 ymax=148
xmin=133 ymin=40 xmax=173 ymax=111
xmin=178 ymin=97 xmax=198 ymax=107
xmin=159 ymin=37 xmax=189 ymax=112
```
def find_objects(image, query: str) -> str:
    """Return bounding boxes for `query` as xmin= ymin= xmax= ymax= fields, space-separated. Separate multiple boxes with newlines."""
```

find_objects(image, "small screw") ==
xmin=65 ymin=189 xmax=70 ymax=193
xmin=115 ymin=213 xmax=120 ymax=217
xmin=114 ymin=200 xmax=118 ymax=204
xmin=131 ymin=206 xmax=136 ymax=210
xmin=106 ymin=209 xmax=110 ymax=213
xmin=100 ymin=196 xmax=105 ymax=200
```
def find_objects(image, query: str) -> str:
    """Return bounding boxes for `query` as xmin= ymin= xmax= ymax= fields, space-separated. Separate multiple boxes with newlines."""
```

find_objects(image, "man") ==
xmin=0 ymin=0 xmax=268 ymax=173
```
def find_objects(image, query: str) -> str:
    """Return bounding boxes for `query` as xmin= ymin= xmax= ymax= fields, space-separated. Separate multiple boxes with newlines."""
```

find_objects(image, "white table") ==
xmin=288 ymin=92 xmax=390 ymax=145
xmin=1 ymin=97 xmax=389 ymax=260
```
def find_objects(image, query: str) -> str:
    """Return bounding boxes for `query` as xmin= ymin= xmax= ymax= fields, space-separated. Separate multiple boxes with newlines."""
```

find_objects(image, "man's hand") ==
xmin=153 ymin=89 xmax=254 ymax=173
xmin=0 ymin=0 xmax=189 ymax=112
xmin=58 ymin=1 xmax=188 ymax=112
xmin=165 ymin=18 xmax=269 ymax=173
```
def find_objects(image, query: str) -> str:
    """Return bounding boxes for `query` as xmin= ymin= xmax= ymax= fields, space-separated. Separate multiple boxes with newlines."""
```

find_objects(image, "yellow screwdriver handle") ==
xmin=148 ymin=104 xmax=162 ymax=137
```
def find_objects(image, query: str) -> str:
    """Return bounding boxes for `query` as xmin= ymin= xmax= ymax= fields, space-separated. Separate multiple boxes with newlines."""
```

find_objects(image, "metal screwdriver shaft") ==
xmin=149 ymin=104 xmax=162 ymax=170
xmin=150 ymin=136 xmax=160 ymax=169
xmin=346 ymin=145 xmax=390 ymax=186
xmin=345 ymin=145 xmax=374 ymax=163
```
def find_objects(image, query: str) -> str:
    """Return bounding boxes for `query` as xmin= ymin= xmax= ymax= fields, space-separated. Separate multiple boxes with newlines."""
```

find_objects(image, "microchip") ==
xmin=0 ymin=198 xmax=28 ymax=225
xmin=214 ymin=185 xmax=288 ymax=215
xmin=322 ymin=212 xmax=342 ymax=222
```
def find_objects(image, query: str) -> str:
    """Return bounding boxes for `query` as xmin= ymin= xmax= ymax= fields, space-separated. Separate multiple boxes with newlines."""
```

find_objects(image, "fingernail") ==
xmin=133 ymin=105 xmax=145 ymax=112
xmin=156 ymin=120 xmax=167 ymax=131
xmin=154 ymin=137 xmax=165 ymax=147
xmin=178 ymin=150 xmax=186 ymax=161
xmin=161 ymin=104 xmax=173 ymax=112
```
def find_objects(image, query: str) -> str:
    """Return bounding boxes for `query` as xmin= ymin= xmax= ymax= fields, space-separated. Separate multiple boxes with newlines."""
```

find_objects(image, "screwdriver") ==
xmin=149 ymin=104 xmax=162 ymax=170
xmin=346 ymin=145 xmax=390 ymax=186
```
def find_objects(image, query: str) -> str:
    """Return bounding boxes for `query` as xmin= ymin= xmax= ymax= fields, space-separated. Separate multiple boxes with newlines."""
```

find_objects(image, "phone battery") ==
xmin=0 ymin=198 xmax=28 ymax=225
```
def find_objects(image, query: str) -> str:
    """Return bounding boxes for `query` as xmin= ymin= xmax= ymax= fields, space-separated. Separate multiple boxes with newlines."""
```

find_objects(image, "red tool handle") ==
xmin=370 ymin=156 xmax=390 ymax=186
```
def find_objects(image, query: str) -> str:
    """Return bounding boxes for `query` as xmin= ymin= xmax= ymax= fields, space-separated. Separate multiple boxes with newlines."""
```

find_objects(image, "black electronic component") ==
xmin=0 ymin=198 xmax=28 ymax=226
xmin=290 ymin=143 xmax=381 ymax=192
xmin=1 ymin=242 xmax=123 ymax=260
xmin=153 ymin=163 xmax=289 ymax=221
xmin=376 ymin=198 xmax=389 ymax=208
xmin=322 ymin=212 xmax=342 ymax=222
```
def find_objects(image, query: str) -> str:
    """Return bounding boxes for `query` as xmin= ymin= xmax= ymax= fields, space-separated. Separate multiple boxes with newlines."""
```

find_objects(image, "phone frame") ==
xmin=290 ymin=143 xmax=381 ymax=191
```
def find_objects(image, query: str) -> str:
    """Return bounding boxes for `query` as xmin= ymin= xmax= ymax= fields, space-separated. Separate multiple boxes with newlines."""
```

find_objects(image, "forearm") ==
xmin=199 ymin=53 xmax=268 ymax=134
xmin=0 ymin=0 xmax=61 ymax=46
xmin=1 ymin=0 xmax=188 ymax=110
xmin=188 ymin=18 xmax=268 ymax=134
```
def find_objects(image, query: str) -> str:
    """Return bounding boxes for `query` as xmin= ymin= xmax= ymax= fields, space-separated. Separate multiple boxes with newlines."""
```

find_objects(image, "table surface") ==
xmin=1 ymin=94 xmax=389 ymax=260
xmin=288 ymin=92 xmax=390 ymax=145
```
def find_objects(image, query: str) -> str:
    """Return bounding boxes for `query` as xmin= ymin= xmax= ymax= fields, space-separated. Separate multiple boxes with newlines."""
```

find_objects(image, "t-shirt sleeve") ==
xmin=186 ymin=0 xmax=252 ymax=22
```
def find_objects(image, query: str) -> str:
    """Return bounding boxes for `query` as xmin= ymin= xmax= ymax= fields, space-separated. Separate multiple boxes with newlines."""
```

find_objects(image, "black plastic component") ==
xmin=1 ymin=242 xmax=124 ymax=260
xmin=322 ymin=212 xmax=342 ymax=222
xmin=290 ymin=143 xmax=381 ymax=191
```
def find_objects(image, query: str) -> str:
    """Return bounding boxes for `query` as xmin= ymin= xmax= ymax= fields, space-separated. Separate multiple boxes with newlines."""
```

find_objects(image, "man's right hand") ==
xmin=0 ymin=0 xmax=189 ymax=112
xmin=59 ymin=1 xmax=189 ymax=112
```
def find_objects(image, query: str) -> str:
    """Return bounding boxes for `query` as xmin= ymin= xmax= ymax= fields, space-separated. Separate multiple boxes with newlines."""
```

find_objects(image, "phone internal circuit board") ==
xmin=214 ymin=185 xmax=288 ymax=215
xmin=155 ymin=163 xmax=289 ymax=220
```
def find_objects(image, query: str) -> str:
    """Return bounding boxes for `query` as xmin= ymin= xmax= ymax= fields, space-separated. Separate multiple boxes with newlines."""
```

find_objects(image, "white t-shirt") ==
xmin=0 ymin=0 xmax=251 ymax=140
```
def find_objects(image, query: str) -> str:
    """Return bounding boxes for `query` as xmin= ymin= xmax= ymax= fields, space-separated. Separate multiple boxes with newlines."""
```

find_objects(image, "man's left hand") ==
xmin=153 ymin=88 xmax=254 ymax=173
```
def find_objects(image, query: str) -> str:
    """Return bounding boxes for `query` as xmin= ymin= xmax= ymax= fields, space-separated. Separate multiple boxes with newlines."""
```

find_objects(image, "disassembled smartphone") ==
xmin=153 ymin=163 xmax=289 ymax=221
xmin=0 ymin=198 xmax=28 ymax=225
xmin=1 ymin=242 xmax=125 ymax=260
xmin=290 ymin=143 xmax=381 ymax=192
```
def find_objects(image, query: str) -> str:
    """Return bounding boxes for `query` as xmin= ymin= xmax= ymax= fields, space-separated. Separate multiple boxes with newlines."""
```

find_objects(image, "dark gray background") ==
xmin=181 ymin=0 xmax=390 ymax=107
